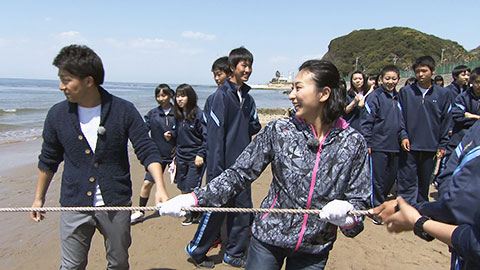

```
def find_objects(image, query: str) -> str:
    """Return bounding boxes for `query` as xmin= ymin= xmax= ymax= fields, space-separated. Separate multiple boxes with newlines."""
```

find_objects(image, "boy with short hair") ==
xmin=361 ymin=65 xmax=405 ymax=211
xmin=186 ymin=47 xmax=261 ymax=268
xmin=445 ymin=65 xmax=471 ymax=104
xmin=30 ymin=44 xmax=169 ymax=269
xmin=397 ymin=56 xmax=451 ymax=205
xmin=211 ymin=56 xmax=231 ymax=87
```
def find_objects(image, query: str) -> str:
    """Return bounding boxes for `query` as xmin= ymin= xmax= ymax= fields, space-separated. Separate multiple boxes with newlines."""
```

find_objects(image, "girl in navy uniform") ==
xmin=165 ymin=83 xmax=206 ymax=225
xmin=344 ymin=71 xmax=370 ymax=133
xmin=131 ymin=84 xmax=176 ymax=223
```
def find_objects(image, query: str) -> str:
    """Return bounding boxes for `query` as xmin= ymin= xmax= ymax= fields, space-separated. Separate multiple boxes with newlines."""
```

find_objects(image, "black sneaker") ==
xmin=185 ymin=246 xmax=215 ymax=268
xmin=182 ymin=214 xmax=193 ymax=226
xmin=223 ymin=253 xmax=246 ymax=268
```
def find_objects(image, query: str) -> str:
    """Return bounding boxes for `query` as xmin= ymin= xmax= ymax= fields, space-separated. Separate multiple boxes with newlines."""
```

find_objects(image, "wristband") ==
xmin=413 ymin=216 xmax=434 ymax=241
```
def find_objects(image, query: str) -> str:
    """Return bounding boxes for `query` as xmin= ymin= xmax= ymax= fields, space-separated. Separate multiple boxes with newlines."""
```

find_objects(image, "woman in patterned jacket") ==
xmin=159 ymin=60 xmax=371 ymax=270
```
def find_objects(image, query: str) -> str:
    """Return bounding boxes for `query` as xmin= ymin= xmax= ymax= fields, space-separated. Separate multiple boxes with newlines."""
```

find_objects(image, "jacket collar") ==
xmin=292 ymin=117 xmax=348 ymax=146
xmin=225 ymin=79 xmax=251 ymax=97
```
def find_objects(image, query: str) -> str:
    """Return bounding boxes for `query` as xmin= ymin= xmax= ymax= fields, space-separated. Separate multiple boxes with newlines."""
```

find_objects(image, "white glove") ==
xmin=319 ymin=199 xmax=356 ymax=227
xmin=158 ymin=193 xmax=196 ymax=218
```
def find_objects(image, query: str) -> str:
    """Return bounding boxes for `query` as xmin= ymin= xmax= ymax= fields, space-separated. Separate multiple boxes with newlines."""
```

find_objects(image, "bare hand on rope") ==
xmin=30 ymin=198 xmax=46 ymax=222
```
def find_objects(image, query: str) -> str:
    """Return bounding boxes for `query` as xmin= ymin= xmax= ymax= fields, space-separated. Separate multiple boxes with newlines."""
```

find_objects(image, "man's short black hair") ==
xmin=452 ymin=65 xmax=471 ymax=80
xmin=53 ymin=44 xmax=105 ymax=85
xmin=412 ymin=56 xmax=436 ymax=72
xmin=228 ymin=47 xmax=253 ymax=69
xmin=211 ymin=56 xmax=231 ymax=76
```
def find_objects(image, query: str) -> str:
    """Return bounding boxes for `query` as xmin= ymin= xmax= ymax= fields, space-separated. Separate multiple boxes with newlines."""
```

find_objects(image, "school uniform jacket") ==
xmin=38 ymin=87 xmax=162 ymax=207
xmin=398 ymin=82 xmax=451 ymax=151
xmin=361 ymin=86 xmax=405 ymax=152
xmin=203 ymin=79 xmax=261 ymax=181
xmin=343 ymin=91 xmax=364 ymax=133
xmin=171 ymin=106 xmax=207 ymax=163
xmin=193 ymin=117 xmax=371 ymax=254
xmin=144 ymin=104 xmax=175 ymax=162
xmin=451 ymin=211 xmax=480 ymax=270
xmin=417 ymin=121 xmax=480 ymax=270
xmin=449 ymin=88 xmax=480 ymax=149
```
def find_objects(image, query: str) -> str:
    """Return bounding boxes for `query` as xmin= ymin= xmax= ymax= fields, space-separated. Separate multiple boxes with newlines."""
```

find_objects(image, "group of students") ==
xmin=29 ymin=42 xmax=479 ymax=270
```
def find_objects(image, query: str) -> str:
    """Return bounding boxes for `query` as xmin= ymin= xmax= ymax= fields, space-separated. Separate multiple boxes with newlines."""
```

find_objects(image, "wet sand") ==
xmin=0 ymin=113 xmax=450 ymax=269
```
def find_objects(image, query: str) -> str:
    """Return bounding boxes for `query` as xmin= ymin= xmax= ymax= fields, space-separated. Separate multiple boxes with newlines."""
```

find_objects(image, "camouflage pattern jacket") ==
xmin=194 ymin=117 xmax=371 ymax=254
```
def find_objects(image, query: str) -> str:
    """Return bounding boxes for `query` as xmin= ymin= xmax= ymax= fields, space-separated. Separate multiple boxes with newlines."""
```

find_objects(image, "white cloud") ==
xmin=130 ymin=38 xmax=176 ymax=49
xmin=56 ymin=31 xmax=87 ymax=43
xmin=181 ymin=31 xmax=216 ymax=41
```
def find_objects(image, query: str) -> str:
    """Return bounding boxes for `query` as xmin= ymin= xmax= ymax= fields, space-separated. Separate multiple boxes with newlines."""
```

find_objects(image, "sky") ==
xmin=0 ymin=0 xmax=478 ymax=85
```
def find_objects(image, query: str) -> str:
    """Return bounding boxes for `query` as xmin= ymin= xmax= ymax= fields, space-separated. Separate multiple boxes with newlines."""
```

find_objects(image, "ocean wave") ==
xmin=0 ymin=127 xmax=42 ymax=144
xmin=0 ymin=108 xmax=45 ymax=115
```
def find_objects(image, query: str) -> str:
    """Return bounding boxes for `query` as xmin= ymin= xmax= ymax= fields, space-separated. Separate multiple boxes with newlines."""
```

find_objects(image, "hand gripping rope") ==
xmin=0 ymin=206 xmax=371 ymax=216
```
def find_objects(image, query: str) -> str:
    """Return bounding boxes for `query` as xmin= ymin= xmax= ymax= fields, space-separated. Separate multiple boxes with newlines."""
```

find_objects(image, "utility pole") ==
xmin=441 ymin=48 xmax=446 ymax=63
xmin=355 ymin=56 xmax=360 ymax=70
xmin=393 ymin=54 xmax=398 ymax=64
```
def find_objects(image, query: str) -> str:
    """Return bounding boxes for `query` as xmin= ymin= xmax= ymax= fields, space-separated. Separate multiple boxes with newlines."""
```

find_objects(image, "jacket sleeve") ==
xmin=397 ymin=87 xmax=409 ymax=141
xmin=451 ymin=212 xmax=480 ymax=263
xmin=452 ymin=94 xmax=477 ymax=127
xmin=340 ymin=132 xmax=372 ymax=238
xmin=437 ymin=94 xmax=452 ymax=150
xmin=194 ymin=123 xmax=273 ymax=207
xmin=360 ymin=95 xmax=377 ymax=148
xmin=195 ymin=107 xmax=207 ymax=159
xmin=144 ymin=110 xmax=151 ymax=131
xmin=38 ymin=108 xmax=64 ymax=173
xmin=206 ymin=92 xmax=227 ymax=179
xmin=126 ymin=104 xmax=161 ymax=167
xmin=249 ymin=99 xmax=261 ymax=136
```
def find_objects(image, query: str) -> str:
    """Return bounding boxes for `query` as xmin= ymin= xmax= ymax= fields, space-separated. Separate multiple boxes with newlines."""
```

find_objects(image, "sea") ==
xmin=0 ymin=78 xmax=292 ymax=144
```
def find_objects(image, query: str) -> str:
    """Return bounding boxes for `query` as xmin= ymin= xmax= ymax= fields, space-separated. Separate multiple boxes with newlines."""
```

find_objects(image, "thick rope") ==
xmin=0 ymin=206 xmax=370 ymax=216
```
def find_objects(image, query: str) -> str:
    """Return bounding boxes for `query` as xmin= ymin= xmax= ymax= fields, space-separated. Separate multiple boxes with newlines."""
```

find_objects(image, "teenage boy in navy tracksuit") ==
xmin=361 ymin=65 xmax=405 ymax=210
xmin=444 ymin=67 xmax=478 ymax=164
xmin=445 ymin=65 xmax=471 ymax=108
xmin=186 ymin=47 xmax=261 ymax=268
xmin=397 ymin=56 xmax=451 ymax=205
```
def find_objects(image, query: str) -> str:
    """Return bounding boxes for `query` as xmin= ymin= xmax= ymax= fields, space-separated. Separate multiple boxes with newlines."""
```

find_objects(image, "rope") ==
xmin=0 ymin=206 xmax=371 ymax=216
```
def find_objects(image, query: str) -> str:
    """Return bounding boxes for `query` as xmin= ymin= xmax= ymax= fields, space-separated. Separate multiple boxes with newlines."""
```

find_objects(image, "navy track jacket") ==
xmin=144 ymin=105 xmax=175 ymax=162
xmin=398 ymin=82 xmax=451 ymax=151
xmin=171 ymin=106 xmax=207 ymax=162
xmin=361 ymin=87 xmax=406 ymax=152
xmin=203 ymin=79 xmax=261 ymax=182
xmin=450 ymin=88 xmax=480 ymax=148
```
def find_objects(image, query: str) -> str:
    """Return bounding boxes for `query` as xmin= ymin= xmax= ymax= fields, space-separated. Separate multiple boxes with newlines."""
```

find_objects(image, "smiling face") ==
xmin=455 ymin=71 xmax=471 ymax=87
xmin=156 ymin=89 xmax=172 ymax=107
xmin=230 ymin=60 xmax=252 ymax=86
xmin=175 ymin=92 xmax=188 ymax=109
xmin=289 ymin=70 xmax=324 ymax=124
xmin=382 ymin=71 xmax=399 ymax=92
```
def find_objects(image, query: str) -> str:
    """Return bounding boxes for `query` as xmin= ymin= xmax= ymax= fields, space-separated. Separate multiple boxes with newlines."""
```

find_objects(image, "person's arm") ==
xmin=436 ymin=95 xmax=452 ymax=154
xmin=248 ymin=99 xmax=261 ymax=136
xmin=30 ymin=169 xmax=54 ymax=222
xmin=383 ymin=197 xmax=456 ymax=246
xmin=345 ymin=94 xmax=360 ymax=114
xmin=207 ymin=92 xmax=227 ymax=179
xmin=360 ymin=95 xmax=377 ymax=152
xmin=147 ymin=162 xmax=169 ymax=203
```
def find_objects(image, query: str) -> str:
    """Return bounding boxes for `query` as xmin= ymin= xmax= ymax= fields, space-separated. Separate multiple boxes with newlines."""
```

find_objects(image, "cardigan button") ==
xmin=86 ymin=191 xmax=93 ymax=196
xmin=89 ymin=177 xmax=95 ymax=183
xmin=78 ymin=135 xmax=84 ymax=140
xmin=85 ymin=149 xmax=91 ymax=154
xmin=93 ymin=162 xmax=99 ymax=168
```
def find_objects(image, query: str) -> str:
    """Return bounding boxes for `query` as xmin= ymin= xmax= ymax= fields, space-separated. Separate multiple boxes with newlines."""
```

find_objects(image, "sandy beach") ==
xmin=0 ymin=113 xmax=450 ymax=270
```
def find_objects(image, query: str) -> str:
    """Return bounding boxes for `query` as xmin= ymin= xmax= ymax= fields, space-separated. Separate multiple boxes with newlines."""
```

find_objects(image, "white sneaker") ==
xmin=130 ymin=211 xmax=145 ymax=223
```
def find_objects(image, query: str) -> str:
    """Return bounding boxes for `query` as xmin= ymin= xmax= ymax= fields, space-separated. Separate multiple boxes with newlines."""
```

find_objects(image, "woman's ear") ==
xmin=319 ymin=86 xmax=331 ymax=102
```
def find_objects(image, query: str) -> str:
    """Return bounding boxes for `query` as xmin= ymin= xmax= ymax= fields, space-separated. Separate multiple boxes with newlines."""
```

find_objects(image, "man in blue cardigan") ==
xmin=30 ymin=44 xmax=170 ymax=270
